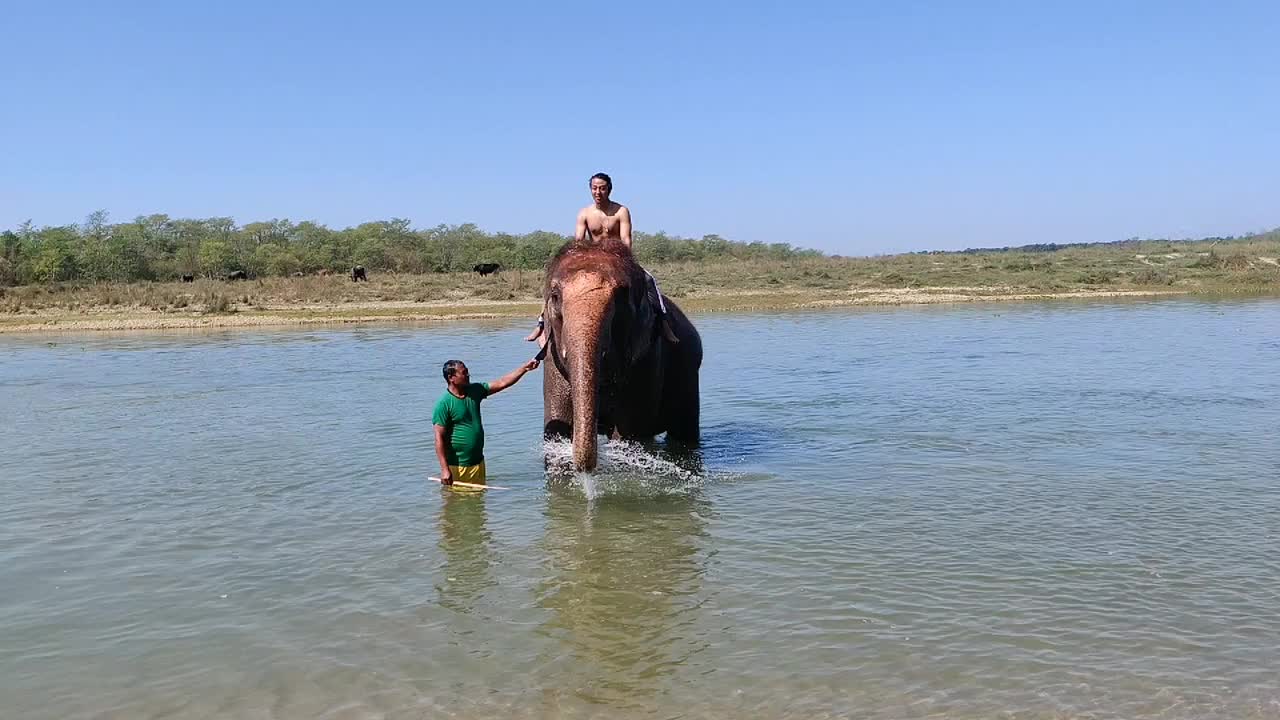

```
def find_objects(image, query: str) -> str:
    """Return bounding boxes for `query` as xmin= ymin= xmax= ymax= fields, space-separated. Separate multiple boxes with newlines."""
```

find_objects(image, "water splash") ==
xmin=541 ymin=436 xmax=738 ymax=499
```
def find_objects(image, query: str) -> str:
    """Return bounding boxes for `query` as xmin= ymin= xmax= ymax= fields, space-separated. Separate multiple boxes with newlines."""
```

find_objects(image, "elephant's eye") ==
xmin=549 ymin=289 xmax=561 ymax=306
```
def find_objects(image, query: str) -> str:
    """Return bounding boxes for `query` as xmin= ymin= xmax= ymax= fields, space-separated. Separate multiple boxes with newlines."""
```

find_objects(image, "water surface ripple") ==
xmin=2 ymin=299 xmax=1279 ymax=718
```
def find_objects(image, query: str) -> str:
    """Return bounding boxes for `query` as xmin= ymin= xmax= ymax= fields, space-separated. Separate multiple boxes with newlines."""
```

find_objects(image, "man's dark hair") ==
xmin=442 ymin=359 xmax=465 ymax=380
xmin=590 ymin=172 xmax=612 ymax=189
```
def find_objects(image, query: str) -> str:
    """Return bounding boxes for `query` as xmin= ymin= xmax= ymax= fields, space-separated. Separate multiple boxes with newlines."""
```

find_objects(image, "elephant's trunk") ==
xmin=563 ymin=290 xmax=610 ymax=471
xmin=570 ymin=354 xmax=599 ymax=471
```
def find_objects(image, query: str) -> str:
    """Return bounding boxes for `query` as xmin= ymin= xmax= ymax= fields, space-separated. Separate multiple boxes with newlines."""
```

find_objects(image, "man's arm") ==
xmin=574 ymin=209 xmax=588 ymax=243
xmin=487 ymin=358 xmax=540 ymax=395
xmin=433 ymin=424 xmax=452 ymax=483
xmin=619 ymin=206 xmax=632 ymax=249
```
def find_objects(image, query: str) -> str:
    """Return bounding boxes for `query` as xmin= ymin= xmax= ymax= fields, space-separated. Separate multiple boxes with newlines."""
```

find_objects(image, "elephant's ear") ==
xmin=544 ymin=316 xmax=567 ymax=374
xmin=543 ymin=297 xmax=560 ymax=364
xmin=626 ymin=278 xmax=657 ymax=364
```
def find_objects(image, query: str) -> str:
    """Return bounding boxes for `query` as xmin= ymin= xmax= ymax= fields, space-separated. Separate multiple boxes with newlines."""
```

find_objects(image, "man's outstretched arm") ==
xmin=487 ymin=358 xmax=540 ymax=395
xmin=574 ymin=209 xmax=588 ymax=243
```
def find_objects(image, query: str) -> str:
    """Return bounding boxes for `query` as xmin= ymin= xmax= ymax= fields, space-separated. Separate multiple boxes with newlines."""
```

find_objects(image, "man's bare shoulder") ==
xmin=581 ymin=203 xmax=627 ymax=217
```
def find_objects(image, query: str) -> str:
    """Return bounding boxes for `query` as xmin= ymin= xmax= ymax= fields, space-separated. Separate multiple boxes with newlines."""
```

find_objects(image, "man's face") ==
xmin=450 ymin=364 xmax=470 ymax=384
xmin=590 ymin=179 xmax=610 ymax=204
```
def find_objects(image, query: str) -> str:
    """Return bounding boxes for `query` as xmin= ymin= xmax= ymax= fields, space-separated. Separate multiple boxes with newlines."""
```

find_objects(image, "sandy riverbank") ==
xmin=0 ymin=286 xmax=1186 ymax=334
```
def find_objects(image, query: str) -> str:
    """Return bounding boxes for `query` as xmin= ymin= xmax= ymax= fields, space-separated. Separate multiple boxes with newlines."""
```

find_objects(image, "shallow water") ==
xmin=2 ymin=298 xmax=1279 ymax=719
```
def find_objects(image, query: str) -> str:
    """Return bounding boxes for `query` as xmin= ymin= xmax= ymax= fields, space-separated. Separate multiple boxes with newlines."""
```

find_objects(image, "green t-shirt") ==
xmin=432 ymin=382 xmax=491 ymax=467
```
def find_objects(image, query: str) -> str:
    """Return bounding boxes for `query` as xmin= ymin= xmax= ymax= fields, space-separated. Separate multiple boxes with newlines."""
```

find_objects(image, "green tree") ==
xmin=251 ymin=243 xmax=301 ymax=276
xmin=78 ymin=235 xmax=113 ymax=281
xmin=517 ymin=231 xmax=566 ymax=270
xmin=31 ymin=241 xmax=78 ymax=282
xmin=2 ymin=230 xmax=21 ymax=285
xmin=132 ymin=214 xmax=177 ymax=261
xmin=77 ymin=210 xmax=113 ymax=281
xmin=1 ymin=214 xmax=828 ymax=285
xmin=633 ymin=231 xmax=674 ymax=264
xmin=199 ymin=240 xmax=237 ymax=277
xmin=700 ymin=234 xmax=730 ymax=259
xmin=353 ymin=238 xmax=389 ymax=271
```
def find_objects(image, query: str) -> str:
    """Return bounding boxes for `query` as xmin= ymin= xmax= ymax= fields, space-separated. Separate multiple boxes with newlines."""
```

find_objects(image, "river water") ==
xmin=2 ymin=298 xmax=1279 ymax=719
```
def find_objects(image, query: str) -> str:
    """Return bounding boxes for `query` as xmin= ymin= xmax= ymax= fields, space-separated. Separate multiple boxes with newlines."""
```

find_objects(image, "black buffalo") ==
xmin=181 ymin=274 xmax=194 ymax=283
xmin=473 ymin=263 xmax=501 ymax=276
xmin=226 ymin=270 xmax=248 ymax=281
xmin=351 ymin=265 xmax=367 ymax=282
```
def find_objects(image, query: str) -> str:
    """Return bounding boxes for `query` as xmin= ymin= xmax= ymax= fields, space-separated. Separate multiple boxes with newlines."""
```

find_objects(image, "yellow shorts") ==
xmin=447 ymin=461 xmax=487 ymax=486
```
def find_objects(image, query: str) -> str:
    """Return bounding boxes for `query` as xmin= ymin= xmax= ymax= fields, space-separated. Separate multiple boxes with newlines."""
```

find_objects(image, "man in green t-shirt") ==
xmin=433 ymin=357 xmax=539 ymax=486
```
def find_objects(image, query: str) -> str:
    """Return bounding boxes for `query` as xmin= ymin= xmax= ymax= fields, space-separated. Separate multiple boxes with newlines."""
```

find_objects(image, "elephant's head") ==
xmin=543 ymin=240 xmax=659 ymax=470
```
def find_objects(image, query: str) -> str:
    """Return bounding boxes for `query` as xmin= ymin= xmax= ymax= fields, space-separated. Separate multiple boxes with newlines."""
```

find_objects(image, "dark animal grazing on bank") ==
xmin=291 ymin=271 xmax=304 ymax=277
xmin=226 ymin=270 xmax=248 ymax=281
xmin=181 ymin=274 xmax=194 ymax=283
xmin=351 ymin=266 xmax=367 ymax=282
xmin=473 ymin=263 xmax=501 ymax=276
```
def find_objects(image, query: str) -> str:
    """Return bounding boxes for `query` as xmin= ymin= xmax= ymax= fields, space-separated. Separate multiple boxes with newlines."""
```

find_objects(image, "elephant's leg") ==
xmin=605 ymin=361 xmax=664 ymax=440
xmin=661 ymin=362 xmax=700 ymax=443
xmin=543 ymin=360 xmax=573 ymax=438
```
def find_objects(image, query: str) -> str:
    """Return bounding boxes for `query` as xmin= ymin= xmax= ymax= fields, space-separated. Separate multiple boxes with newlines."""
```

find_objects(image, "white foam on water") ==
xmin=541 ymin=436 xmax=734 ymax=499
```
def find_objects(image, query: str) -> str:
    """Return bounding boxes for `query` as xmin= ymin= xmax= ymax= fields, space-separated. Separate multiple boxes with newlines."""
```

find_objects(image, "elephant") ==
xmin=540 ymin=239 xmax=702 ymax=471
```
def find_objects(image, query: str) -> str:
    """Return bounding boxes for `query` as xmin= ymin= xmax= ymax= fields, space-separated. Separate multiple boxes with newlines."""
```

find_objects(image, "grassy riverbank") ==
xmin=2 ymin=234 xmax=1277 ymax=333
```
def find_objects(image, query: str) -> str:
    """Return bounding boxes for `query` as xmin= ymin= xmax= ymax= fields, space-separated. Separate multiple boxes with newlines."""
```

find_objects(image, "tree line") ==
xmin=938 ymin=229 xmax=1280 ymax=255
xmin=0 ymin=212 xmax=821 ymax=286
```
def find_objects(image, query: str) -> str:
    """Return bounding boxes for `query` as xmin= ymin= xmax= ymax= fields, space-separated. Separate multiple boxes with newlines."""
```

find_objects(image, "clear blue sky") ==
xmin=2 ymin=1 xmax=1277 ymax=255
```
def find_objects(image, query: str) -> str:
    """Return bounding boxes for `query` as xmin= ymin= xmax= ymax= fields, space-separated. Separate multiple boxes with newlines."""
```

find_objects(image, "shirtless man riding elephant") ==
xmin=526 ymin=173 xmax=679 ymax=347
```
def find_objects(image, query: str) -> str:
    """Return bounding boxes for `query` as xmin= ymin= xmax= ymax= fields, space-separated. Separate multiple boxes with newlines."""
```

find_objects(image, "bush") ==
xmin=203 ymin=291 xmax=233 ymax=314
xmin=1133 ymin=267 xmax=1175 ymax=285
xmin=1074 ymin=269 xmax=1117 ymax=284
